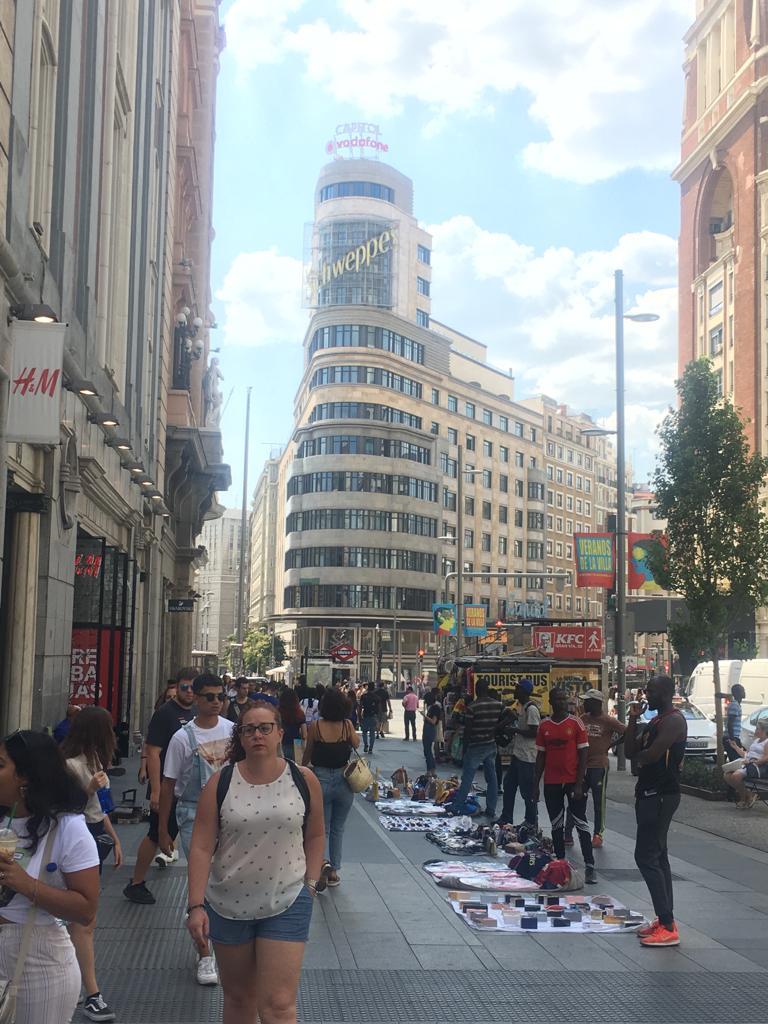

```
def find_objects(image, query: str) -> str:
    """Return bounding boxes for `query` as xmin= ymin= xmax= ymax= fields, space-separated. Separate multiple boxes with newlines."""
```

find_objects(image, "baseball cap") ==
xmin=580 ymin=688 xmax=604 ymax=703
xmin=517 ymin=678 xmax=534 ymax=695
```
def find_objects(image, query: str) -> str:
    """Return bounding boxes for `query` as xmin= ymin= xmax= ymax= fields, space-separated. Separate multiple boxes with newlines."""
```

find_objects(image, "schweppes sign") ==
xmin=320 ymin=226 xmax=396 ymax=288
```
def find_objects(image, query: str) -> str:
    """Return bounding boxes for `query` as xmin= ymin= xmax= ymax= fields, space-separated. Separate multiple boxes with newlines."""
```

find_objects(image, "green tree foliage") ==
xmin=242 ymin=628 xmax=287 ymax=674
xmin=648 ymin=359 xmax=768 ymax=763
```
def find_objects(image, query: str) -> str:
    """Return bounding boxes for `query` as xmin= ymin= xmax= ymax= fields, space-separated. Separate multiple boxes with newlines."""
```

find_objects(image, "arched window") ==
xmin=29 ymin=9 xmax=58 ymax=245
xmin=696 ymin=166 xmax=735 ymax=273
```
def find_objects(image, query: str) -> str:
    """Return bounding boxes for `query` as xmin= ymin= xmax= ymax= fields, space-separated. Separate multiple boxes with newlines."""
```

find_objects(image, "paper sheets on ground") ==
xmin=448 ymin=892 xmax=646 ymax=933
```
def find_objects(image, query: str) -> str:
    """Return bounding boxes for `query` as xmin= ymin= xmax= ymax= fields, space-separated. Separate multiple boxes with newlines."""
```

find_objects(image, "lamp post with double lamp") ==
xmin=582 ymin=269 xmax=659 ymax=770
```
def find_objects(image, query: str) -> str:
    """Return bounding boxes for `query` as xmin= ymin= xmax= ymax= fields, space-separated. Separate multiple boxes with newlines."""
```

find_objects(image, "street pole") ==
xmin=456 ymin=443 xmax=464 ymax=657
xmin=615 ymin=270 xmax=627 ymax=771
xmin=235 ymin=386 xmax=252 ymax=676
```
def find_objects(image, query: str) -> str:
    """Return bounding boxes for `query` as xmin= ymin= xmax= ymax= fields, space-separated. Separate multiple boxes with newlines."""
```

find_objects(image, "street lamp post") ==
xmin=456 ymin=444 xmax=464 ymax=657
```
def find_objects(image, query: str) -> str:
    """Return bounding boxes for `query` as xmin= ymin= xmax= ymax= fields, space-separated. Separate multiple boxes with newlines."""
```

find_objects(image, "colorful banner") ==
xmin=574 ymin=533 xmax=615 ymax=588
xmin=628 ymin=533 xmax=665 ymax=593
xmin=432 ymin=603 xmax=457 ymax=636
xmin=463 ymin=605 xmax=488 ymax=637
xmin=532 ymin=626 xmax=603 ymax=660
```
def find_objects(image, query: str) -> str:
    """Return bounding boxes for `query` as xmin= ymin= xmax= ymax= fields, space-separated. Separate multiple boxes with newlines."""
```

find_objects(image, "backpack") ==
xmin=216 ymin=760 xmax=310 ymax=835
xmin=496 ymin=701 xmax=536 ymax=748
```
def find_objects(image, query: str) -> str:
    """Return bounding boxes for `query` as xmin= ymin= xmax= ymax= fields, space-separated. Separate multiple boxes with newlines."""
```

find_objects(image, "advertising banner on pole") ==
xmin=6 ymin=321 xmax=66 ymax=443
xmin=573 ymin=532 xmax=615 ymax=588
xmin=628 ymin=533 xmax=665 ymax=593
xmin=463 ymin=605 xmax=488 ymax=637
xmin=432 ymin=603 xmax=457 ymax=636
xmin=532 ymin=626 xmax=604 ymax=660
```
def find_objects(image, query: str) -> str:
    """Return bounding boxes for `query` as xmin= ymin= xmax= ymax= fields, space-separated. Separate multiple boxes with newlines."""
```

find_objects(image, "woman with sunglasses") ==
xmin=0 ymin=730 xmax=99 ymax=1023
xmin=186 ymin=701 xmax=324 ymax=1024
xmin=62 ymin=706 xmax=121 ymax=1021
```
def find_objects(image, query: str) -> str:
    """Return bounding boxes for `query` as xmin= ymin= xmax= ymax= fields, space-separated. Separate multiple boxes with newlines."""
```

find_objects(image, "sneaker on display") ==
xmin=83 ymin=993 xmax=116 ymax=1022
xmin=196 ymin=954 xmax=219 ymax=986
xmin=123 ymin=880 xmax=156 ymax=904
xmin=639 ymin=923 xmax=680 ymax=947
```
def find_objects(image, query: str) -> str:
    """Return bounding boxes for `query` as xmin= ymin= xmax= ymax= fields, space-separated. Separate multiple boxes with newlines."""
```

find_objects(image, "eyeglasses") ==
xmin=178 ymin=684 xmax=193 ymax=692
xmin=198 ymin=692 xmax=226 ymax=703
xmin=239 ymin=723 xmax=276 ymax=737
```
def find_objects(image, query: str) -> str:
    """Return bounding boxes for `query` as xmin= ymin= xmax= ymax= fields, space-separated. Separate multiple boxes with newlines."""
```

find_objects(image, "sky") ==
xmin=211 ymin=0 xmax=694 ymax=507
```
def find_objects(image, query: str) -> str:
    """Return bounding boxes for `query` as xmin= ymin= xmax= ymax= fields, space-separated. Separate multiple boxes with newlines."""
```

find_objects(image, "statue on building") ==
xmin=202 ymin=356 xmax=224 ymax=428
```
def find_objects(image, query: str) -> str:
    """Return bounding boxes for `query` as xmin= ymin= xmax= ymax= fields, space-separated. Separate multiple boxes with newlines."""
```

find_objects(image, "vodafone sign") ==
xmin=532 ymin=626 xmax=603 ymax=660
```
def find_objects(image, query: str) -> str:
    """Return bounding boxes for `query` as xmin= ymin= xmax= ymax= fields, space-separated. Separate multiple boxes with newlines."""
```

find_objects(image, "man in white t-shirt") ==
xmin=159 ymin=674 xmax=233 ymax=986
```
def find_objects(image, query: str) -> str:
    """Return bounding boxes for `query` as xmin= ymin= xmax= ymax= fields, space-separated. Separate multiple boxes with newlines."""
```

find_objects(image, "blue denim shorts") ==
xmin=206 ymin=886 xmax=313 ymax=945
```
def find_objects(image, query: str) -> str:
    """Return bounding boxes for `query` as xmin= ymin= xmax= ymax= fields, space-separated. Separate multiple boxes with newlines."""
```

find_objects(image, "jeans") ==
xmin=565 ymin=766 xmax=608 ymax=837
xmin=634 ymin=791 xmax=680 ymax=928
xmin=361 ymin=715 xmax=378 ymax=752
xmin=175 ymin=799 xmax=197 ymax=858
xmin=449 ymin=741 xmax=498 ymax=816
xmin=423 ymin=732 xmax=436 ymax=772
xmin=404 ymin=709 xmax=417 ymax=739
xmin=501 ymin=757 xmax=537 ymax=825
xmin=313 ymin=765 xmax=354 ymax=871
xmin=543 ymin=783 xmax=594 ymax=865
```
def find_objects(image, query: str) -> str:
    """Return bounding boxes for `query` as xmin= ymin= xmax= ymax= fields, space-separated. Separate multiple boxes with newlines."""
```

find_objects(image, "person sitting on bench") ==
xmin=724 ymin=719 xmax=768 ymax=808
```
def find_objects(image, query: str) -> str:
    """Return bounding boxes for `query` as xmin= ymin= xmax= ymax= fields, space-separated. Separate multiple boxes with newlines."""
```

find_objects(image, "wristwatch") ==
xmin=186 ymin=903 xmax=205 ymax=916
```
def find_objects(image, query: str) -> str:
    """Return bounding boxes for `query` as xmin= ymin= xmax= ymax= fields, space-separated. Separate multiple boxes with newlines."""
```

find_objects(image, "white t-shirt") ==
xmin=301 ymin=698 xmax=320 ymax=724
xmin=0 ymin=814 xmax=99 ymax=925
xmin=65 ymin=753 xmax=108 ymax=823
xmin=745 ymin=737 xmax=768 ymax=763
xmin=163 ymin=717 xmax=234 ymax=798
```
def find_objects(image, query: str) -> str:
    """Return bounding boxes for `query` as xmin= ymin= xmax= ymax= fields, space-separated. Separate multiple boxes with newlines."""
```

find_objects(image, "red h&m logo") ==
xmin=12 ymin=367 xmax=60 ymax=397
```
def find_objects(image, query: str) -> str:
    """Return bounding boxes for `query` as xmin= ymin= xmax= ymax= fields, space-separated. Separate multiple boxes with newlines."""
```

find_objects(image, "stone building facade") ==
xmin=0 ymin=1 xmax=228 ymax=735
xmin=193 ymin=507 xmax=241 ymax=665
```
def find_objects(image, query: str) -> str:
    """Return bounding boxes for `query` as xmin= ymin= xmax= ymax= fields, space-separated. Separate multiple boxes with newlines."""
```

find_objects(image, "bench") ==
xmin=744 ymin=777 xmax=768 ymax=808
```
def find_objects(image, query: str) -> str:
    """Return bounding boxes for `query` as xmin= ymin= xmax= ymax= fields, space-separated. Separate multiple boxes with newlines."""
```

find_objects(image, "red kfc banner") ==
xmin=532 ymin=625 xmax=604 ymax=660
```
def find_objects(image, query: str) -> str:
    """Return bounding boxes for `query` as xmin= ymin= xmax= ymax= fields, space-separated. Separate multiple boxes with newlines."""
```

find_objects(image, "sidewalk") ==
xmin=93 ymin=711 xmax=767 ymax=1023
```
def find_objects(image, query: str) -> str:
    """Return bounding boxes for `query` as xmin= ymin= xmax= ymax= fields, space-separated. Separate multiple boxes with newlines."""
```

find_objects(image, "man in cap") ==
xmin=564 ymin=688 xmax=625 ymax=849
xmin=497 ymin=678 xmax=541 ymax=826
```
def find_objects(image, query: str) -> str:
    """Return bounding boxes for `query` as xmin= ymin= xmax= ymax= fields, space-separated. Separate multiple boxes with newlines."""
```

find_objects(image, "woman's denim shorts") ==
xmin=205 ymin=886 xmax=313 ymax=945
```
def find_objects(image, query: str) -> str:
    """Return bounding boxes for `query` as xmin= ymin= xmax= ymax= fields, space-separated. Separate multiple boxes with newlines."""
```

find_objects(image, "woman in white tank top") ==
xmin=187 ymin=701 xmax=325 ymax=1024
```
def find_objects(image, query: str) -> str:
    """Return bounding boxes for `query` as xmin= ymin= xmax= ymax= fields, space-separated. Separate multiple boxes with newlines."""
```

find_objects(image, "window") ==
xmin=466 ymin=433 xmax=476 ymax=451
xmin=447 ymin=394 xmax=458 ymax=412
xmin=567 ymin=448 xmax=574 ymax=464
xmin=710 ymin=326 xmax=723 ymax=355
xmin=431 ymin=421 xmax=439 ymax=435
xmin=500 ymin=475 xmax=509 ymax=493
xmin=566 ymin=495 xmax=574 ymax=511
xmin=576 ymin=476 xmax=583 ymax=491
xmin=308 ymin=324 xmax=425 ymax=363
xmin=431 ymin=388 xmax=440 ymax=405
xmin=464 ymin=528 xmax=474 ymax=548
xmin=556 ymin=468 xmax=563 ymax=483
xmin=443 ymin=488 xmax=456 ymax=510
xmin=442 ymin=523 xmax=456 ymax=539
xmin=417 ymin=244 xmax=431 ymax=265
xmin=482 ymin=469 xmax=492 ymax=488
xmin=556 ymin=493 xmax=563 ymax=508
xmin=715 ymin=368 xmax=724 ymax=396
xmin=527 ymin=542 xmax=544 ymax=560
xmin=466 ymin=401 xmax=476 ymax=419
xmin=483 ymin=408 xmax=493 ymax=426
xmin=527 ymin=511 xmax=545 ymax=530
xmin=576 ymin=597 xmax=582 ymax=612
xmin=576 ymin=498 xmax=583 ymax=514
xmin=482 ymin=500 xmax=492 ymax=520
xmin=417 ymin=276 xmax=431 ymax=297
xmin=556 ymin=542 xmax=563 ymax=557
xmin=566 ymin=471 xmax=573 ymax=486
xmin=319 ymin=181 xmax=395 ymax=202
xmin=416 ymin=309 xmax=430 ymax=328
xmin=529 ymin=456 xmax=537 ymax=468
xmin=481 ymin=564 xmax=492 ymax=583
xmin=499 ymin=536 xmax=508 ymax=555
xmin=29 ymin=2 xmax=60 ymax=248
xmin=547 ymin=514 xmax=554 ymax=529
xmin=514 ymin=479 xmax=524 ymax=497
xmin=585 ymin=501 xmax=591 ymax=515
xmin=514 ymin=509 xmax=523 ymax=528
xmin=566 ymin=544 xmax=573 ymax=559
xmin=483 ymin=440 xmax=493 ymax=457
xmin=530 ymin=427 xmax=537 ymax=442
xmin=515 ymin=451 xmax=524 ymax=468
xmin=482 ymin=533 xmax=491 ymax=552
xmin=447 ymin=427 xmax=458 ymax=444
xmin=499 ymin=415 xmax=509 ymax=432
xmin=462 ymin=495 xmax=476 ymax=518
xmin=500 ymin=445 xmax=509 ymax=463
xmin=440 ymin=453 xmax=457 ymax=477
xmin=514 ymin=540 xmax=523 ymax=558
xmin=546 ymin=540 xmax=553 ymax=555
xmin=709 ymin=280 xmax=723 ymax=315
xmin=514 ymin=421 xmax=524 ymax=437
xmin=547 ymin=489 xmax=554 ymax=506
xmin=528 ymin=482 xmax=545 ymax=501
xmin=556 ymin=517 xmax=563 ymax=532
xmin=499 ymin=505 xmax=508 ymax=524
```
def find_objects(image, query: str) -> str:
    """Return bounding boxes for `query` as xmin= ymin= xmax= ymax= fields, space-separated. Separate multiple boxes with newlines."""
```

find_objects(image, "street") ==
xmin=95 ymin=708 xmax=767 ymax=1024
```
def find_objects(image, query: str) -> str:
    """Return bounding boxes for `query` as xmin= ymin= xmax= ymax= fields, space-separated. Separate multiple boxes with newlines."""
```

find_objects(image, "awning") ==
xmin=265 ymin=666 xmax=285 ymax=677
xmin=380 ymin=668 xmax=394 ymax=681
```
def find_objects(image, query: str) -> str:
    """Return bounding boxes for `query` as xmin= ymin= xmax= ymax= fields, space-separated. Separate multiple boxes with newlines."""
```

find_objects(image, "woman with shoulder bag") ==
xmin=302 ymin=689 xmax=360 ymax=889
xmin=0 ymin=730 xmax=100 ymax=1024
xmin=62 ymin=706 xmax=122 ymax=1021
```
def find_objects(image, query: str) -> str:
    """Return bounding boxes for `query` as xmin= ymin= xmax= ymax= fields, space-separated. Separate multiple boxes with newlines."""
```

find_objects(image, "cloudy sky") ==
xmin=211 ymin=0 xmax=693 ymax=505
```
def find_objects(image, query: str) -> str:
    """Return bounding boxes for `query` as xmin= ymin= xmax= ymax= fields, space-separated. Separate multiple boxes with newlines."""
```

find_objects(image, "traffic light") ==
xmin=607 ymin=592 xmax=618 ymax=613
xmin=417 ymin=648 xmax=425 ymax=659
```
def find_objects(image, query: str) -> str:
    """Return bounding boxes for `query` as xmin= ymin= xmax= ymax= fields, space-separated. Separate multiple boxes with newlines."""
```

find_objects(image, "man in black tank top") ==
xmin=625 ymin=675 xmax=687 ymax=948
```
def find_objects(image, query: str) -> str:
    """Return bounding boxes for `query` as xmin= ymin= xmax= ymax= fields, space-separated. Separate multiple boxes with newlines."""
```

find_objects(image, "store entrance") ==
xmin=69 ymin=532 xmax=136 ymax=726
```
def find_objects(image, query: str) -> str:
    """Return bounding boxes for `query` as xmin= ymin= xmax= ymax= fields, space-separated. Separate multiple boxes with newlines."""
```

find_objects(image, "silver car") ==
xmin=637 ymin=701 xmax=717 ymax=758
xmin=740 ymin=706 xmax=768 ymax=749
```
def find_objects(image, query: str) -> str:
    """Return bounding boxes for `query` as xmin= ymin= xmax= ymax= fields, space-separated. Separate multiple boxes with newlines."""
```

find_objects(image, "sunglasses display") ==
xmin=239 ymin=723 xmax=276 ymax=737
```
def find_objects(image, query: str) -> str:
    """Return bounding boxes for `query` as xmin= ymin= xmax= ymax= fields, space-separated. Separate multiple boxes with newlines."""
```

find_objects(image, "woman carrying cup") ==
xmin=0 ymin=729 xmax=99 ymax=1024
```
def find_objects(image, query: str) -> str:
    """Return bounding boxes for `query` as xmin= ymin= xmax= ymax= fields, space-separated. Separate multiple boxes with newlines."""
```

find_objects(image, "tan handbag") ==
xmin=344 ymin=747 xmax=373 ymax=793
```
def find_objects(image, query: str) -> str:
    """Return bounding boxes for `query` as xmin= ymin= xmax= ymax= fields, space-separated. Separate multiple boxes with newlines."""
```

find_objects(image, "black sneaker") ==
xmin=83 ymin=993 xmax=116 ymax=1021
xmin=585 ymin=865 xmax=598 ymax=885
xmin=123 ymin=880 xmax=156 ymax=904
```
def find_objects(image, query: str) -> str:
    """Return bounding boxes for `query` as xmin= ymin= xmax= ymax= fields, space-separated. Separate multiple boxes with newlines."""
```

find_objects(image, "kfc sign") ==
xmin=532 ymin=626 xmax=603 ymax=660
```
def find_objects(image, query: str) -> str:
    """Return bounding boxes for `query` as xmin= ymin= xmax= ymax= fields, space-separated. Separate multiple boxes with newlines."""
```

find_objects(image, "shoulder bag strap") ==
xmin=9 ymin=823 xmax=58 ymax=996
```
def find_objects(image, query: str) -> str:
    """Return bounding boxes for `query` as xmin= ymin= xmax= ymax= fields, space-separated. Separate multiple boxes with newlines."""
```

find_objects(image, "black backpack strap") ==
xmin=287 ymin=759 xmax=311 ymax=836
xmin=216 ymin=763 xmax=234 ymax=822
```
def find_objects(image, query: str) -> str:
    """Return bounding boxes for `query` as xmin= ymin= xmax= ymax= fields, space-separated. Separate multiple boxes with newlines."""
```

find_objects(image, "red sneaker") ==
xmin=640 ymin=922 xmax=680 ymax=947
xmin=636 ymin=918 xmax=658 ymax=938
xmin=591 ymin=834 xmax=603 ymax=849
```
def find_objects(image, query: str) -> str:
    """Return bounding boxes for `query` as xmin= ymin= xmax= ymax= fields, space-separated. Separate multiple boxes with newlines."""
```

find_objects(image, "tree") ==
xmin=647 ymin=359 xmax=768 ymax=763
xmin=242 ymin=627 xmax=287 ymax=674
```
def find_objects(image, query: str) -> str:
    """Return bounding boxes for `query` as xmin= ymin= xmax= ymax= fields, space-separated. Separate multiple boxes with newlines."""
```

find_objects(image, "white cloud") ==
xmin=427 ymin=215 xmax=678 ymax=477
xmin=215 ymin=250 xmax=308 ymax=347
xmin=224 ymin=0 xmax=693 ymax=182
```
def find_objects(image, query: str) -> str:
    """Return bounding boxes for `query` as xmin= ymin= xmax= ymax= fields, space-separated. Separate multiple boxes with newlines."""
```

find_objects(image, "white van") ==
xmin=733 ymin=660 xmax=768 ymax=710
xmin=684 ymin=660 xmax=742 ymax=719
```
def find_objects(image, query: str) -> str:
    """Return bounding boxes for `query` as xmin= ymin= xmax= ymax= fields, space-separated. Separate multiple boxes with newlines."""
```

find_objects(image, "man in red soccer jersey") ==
xmin=533 ymin=688 xmax=597 ymax=884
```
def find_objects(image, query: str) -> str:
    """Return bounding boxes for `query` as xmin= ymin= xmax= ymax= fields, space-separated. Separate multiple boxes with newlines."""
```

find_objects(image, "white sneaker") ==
xmin=196 ymin=954 xmax=218 ymax=986
xmin=154 ymin=848 xmax=179 ymax=868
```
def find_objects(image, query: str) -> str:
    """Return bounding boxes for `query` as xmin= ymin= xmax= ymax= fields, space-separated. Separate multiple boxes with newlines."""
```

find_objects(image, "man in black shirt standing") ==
xmin=374 ymin=681 xmax=392 ymax=738
xmin=123 ymin=667 xmax=196 ymax=904
xmin=359 ymin=682 xmax=380 ymax=754
xmin=446 ymin=678 xmax=503 ymax=818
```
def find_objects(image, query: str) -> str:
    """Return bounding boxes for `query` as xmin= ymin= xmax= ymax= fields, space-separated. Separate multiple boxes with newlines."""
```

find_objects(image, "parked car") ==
xmin=740 ymin=706 xmax=768 ymax=749
xmin=634 ymin=701 xmax=717 ymax=760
